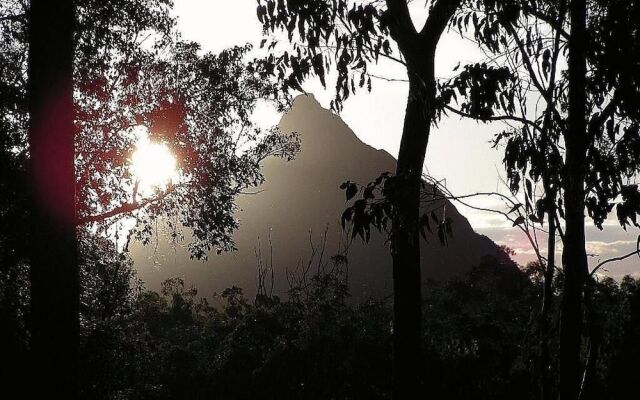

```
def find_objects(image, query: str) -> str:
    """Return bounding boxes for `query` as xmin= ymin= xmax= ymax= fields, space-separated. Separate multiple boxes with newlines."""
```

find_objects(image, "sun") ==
xmin=131 ymin=138 xmax=177 ymax=193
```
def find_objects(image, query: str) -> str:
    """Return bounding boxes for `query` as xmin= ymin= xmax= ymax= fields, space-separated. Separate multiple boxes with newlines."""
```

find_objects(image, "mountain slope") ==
xmin=132 ymin=95 xmax=500 ymax=298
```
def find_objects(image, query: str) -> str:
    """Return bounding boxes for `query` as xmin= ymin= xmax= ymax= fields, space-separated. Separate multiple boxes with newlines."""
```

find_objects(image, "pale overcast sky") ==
xmin=172 ymin=0 xmax=639 ymax=277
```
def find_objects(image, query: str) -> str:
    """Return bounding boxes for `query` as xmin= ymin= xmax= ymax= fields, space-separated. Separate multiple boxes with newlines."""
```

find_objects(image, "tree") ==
xmin=3 ymin=0 xmax=298 ymax=395
xmin=0 ymin=3 xmax=29 ymax=393
xmin=256 ymin=1 xmax=462 ymax=396
xmin=27 ymin=0 xmax=78 ymax=397
xmin=4 ymin=0 xmax=299 ymax=260
xmin=440 ymin=1 xmax=640 ymax=398
xmin=561 ymin=1 xmax=588 ymax=398
xmin=438 ymin=2 xmax=565 ymax=395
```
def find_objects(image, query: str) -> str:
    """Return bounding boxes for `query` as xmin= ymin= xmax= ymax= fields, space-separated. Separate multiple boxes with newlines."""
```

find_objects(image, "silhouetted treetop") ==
xmin=0 ymin=0 xmax=300 ymax=260
xmin=257 ymin=0 xmax=397 ymax=111
xmin=441 ymin=0 xmax=640 ymax=231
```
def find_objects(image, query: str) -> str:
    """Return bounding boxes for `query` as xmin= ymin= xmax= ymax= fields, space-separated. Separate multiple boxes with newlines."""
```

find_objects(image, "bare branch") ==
xmin=443 ymin=104 xmax=545 ymax=134
xmin=590 ymin=236 xmax=640 ymax=277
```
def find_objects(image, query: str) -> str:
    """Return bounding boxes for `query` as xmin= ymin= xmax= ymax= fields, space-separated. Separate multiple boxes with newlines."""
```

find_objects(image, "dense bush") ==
xmin=1 ymin=238 xmax=639 ymax=400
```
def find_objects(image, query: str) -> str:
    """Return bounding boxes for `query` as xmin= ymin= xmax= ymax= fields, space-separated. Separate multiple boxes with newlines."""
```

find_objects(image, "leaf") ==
xmin=444 ymin=218 xmax=454 ymax=238
xmin=346 ymin=182 xmax=358 ymax=201
xmin=512 ymin=216 xmax=526 ymax=227
xmin=529 ymin=214 xmax=543 ymax=224
xmin=542 ymin=49 xmax=551 ymax=76
xmin=437 ymin=225 xmax=447 ymax=246
xmin=508 ymin=203 xmax=522 ymax=214
xmin=606 ymin=118 xmax=615 ymax=142
xmin=363 ymin=185 xmax=375 ymax=199
xmin=341 ymin=208 xmax=352 ymax=229
xmin=430 ymin=211 xmax=440 ymax=225
xmin=525 ymin=180 xmax=533 ymax=212
xmin=419 ymin=213 xmax=431 ymax=241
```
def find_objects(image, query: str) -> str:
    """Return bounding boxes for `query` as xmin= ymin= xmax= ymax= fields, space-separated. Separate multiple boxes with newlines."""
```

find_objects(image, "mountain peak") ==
xmin=291 ymin=93 xmax=320 ymax=108
xmin=133 ymin=95 xmax=500 ymax=299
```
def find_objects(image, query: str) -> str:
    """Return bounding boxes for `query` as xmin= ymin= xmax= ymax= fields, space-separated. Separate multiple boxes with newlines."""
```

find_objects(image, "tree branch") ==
xmin=523 ymin=3 xmax=570 ymax=41
xmin=77 ymin=185 xmax=176 ymax=225
xmin=443 ymin=104 xmax=545 ymax=134
xmin=590 ymin=236 xmax=640 ymax=277
xmin=385 ymin=0 xmax=418 ymax=46
xmin=588 ymin=92 xmax=621 ymax=136
xmin=424 ymin=175 xmax=548 ymax=267
xmin=419 ymin=0 xmax=463 ymax=48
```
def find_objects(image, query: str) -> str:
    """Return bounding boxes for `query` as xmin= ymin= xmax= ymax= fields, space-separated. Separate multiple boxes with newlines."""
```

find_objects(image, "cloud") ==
xmin=585 ymin=240 xmax=638 ymax=256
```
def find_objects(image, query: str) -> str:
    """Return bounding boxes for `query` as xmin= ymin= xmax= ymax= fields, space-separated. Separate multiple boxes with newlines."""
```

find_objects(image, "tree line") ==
xmin=2 ymin=234 xmax=640 ymax=399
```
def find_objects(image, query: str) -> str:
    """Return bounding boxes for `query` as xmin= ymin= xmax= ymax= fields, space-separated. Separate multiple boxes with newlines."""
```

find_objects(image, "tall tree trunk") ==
xmin=539 ymin=2 xmax=566 ymax=394
xmin=579 ymin=278 xmax=601 ymax=400
xmin=28 ymin=0 xmax=78 ymax=398
xmin=386 ymin=0 xmax=461 ymax=400
xmin=384 ymin=1 xmax=461 ymax=397
xmin=560 ymin=0 xmax=588 ymax=399
xmin=391 ymin=64 xmax=433 ymax=399
xmin=540 ymin=196 xmax=556 ymax=400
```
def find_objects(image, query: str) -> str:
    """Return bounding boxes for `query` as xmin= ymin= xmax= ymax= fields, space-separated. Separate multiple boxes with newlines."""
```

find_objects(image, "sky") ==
xmin=171 ymin=0 xmax=639 ymax=277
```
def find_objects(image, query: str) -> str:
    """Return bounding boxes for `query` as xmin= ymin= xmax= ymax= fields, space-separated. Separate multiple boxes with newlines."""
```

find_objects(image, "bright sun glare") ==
xmin=131 ymin=139 xmax=177 ymax=193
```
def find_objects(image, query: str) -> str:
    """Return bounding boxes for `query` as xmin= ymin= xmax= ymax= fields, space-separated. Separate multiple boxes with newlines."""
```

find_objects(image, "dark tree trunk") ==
xmin=579 ymin=279 xmax=602 ymax=400
xmin=384 ymin=2 xmax=461 ymax=397
xmin=540 ymin=198 xmax=556 ymax=400
xmin=560 ymin=0 xmax=588 ymax=399
xmin=539 ymin=3 xmax=566 ymax=393
xmin=391 ymin=65 xmax=433 ymax=399
xmin=28 ymin=0 xmax=78 ymax=398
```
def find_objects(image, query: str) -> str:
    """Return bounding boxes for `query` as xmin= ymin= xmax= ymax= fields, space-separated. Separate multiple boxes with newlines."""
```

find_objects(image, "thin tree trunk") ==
xmin=28 ymin=0 xmax=78 ymax=398
xmin=540 ymin=197 xmax=556 ymax=400
xmin=392 ymin=68 xmax=433 ymax=399
xmin=539 ymin=3 xmax=566 ymax=394
xmin=560 ymin=0 xmax=588 ymax=399
xmin=579 ymin=279 xmax=601 ymax=400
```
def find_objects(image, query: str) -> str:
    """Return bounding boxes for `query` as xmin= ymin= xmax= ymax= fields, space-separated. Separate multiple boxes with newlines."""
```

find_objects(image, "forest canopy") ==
xmin=0 ymin=0 xmax=299 ymax=262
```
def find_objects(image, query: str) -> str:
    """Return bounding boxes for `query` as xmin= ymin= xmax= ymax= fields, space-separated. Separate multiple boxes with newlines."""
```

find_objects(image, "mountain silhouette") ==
xmin=131 ymin=95 xmax=501 ymax=299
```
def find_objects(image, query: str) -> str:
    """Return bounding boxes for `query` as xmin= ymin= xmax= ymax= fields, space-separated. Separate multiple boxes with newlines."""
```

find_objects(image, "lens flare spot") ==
xmin=131 ymin=140 xmax=177 ymax=192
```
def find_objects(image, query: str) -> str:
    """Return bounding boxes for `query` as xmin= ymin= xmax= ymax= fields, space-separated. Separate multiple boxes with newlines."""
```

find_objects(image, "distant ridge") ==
xmin=132 ymin=95 xmax=501 ymax=299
